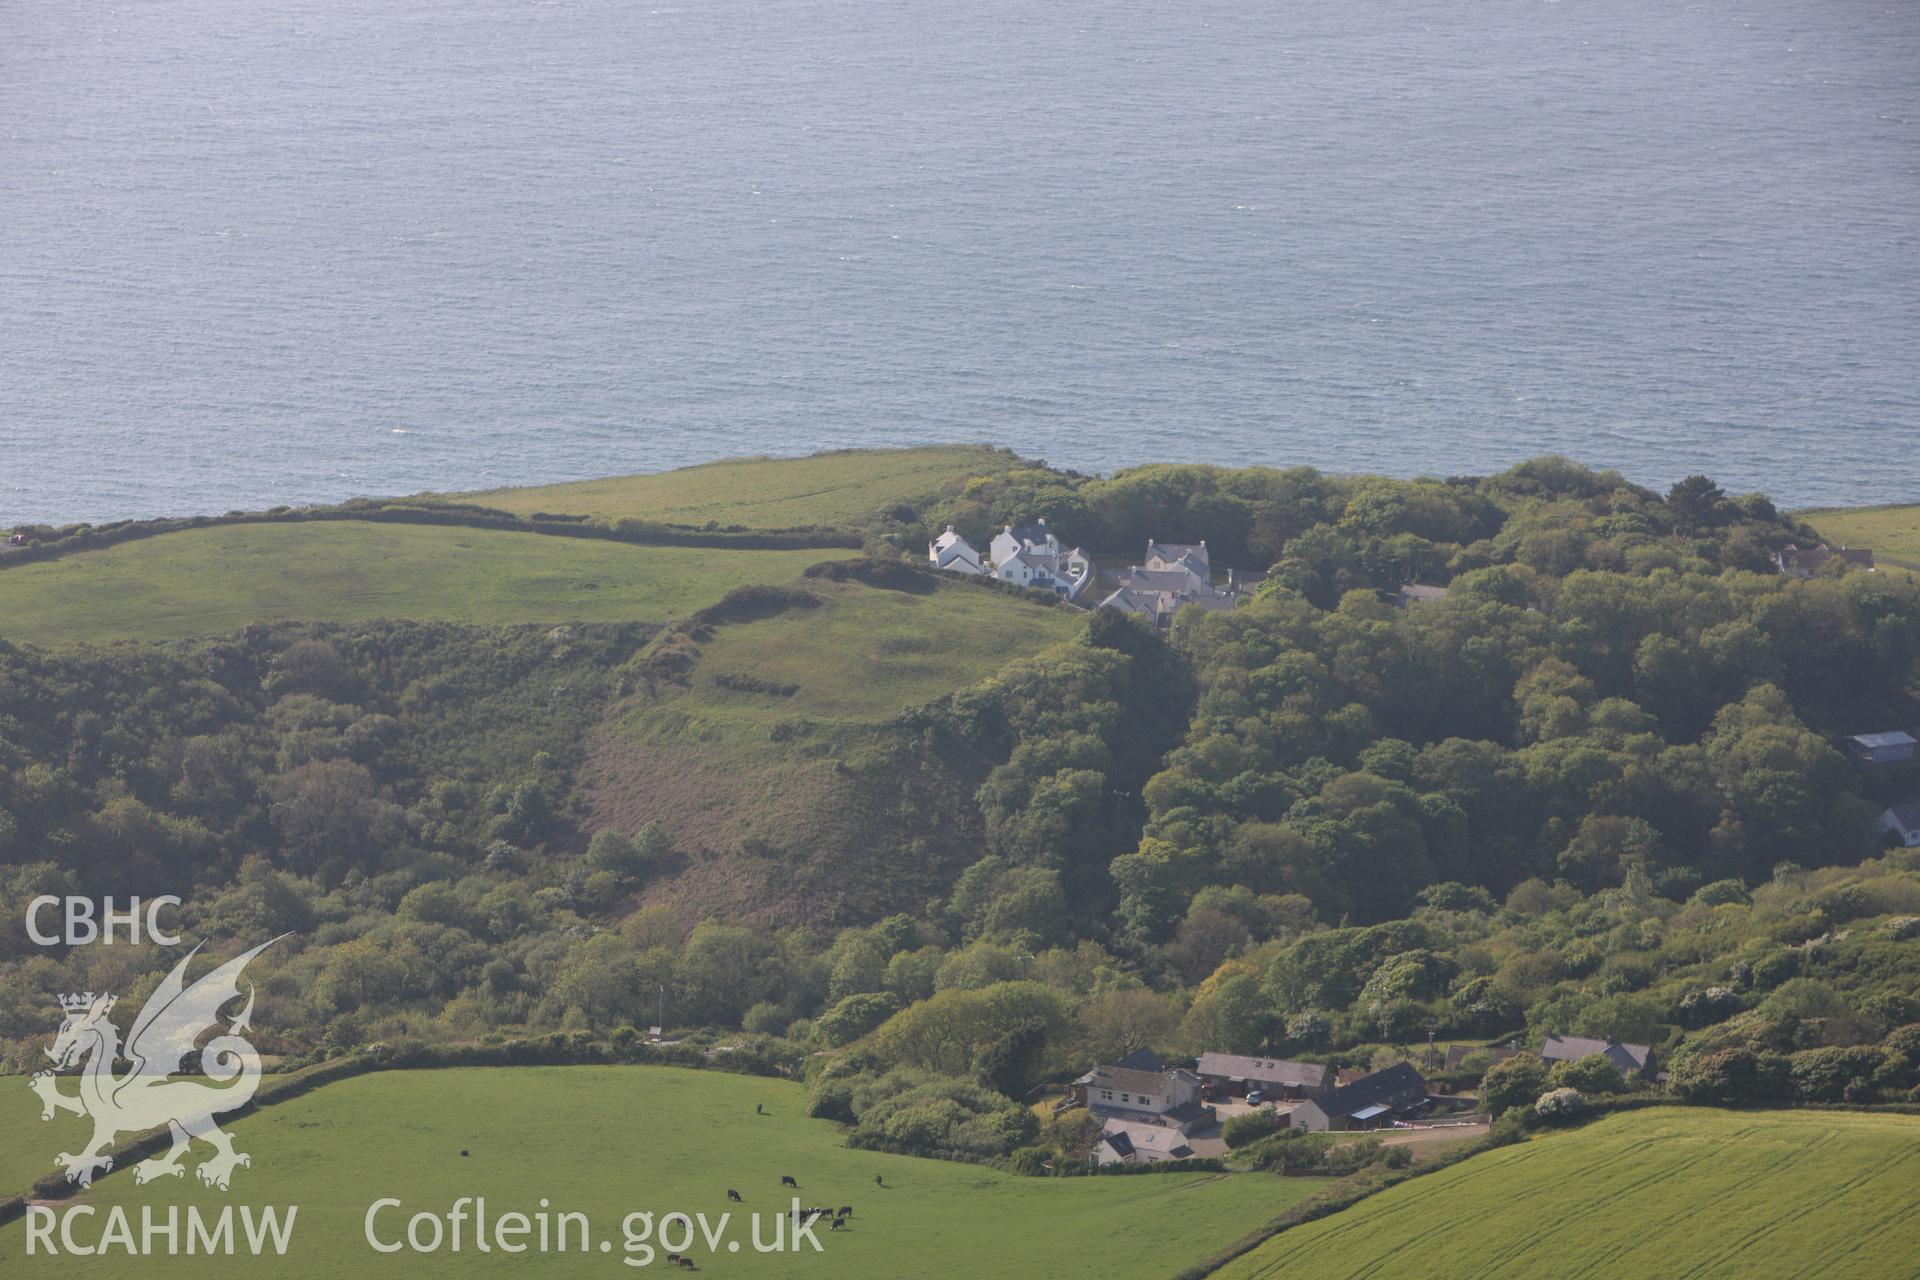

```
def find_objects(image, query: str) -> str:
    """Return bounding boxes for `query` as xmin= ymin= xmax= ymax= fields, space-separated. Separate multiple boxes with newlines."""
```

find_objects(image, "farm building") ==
xmin=1092 ymin=1120 xmax=1197 ymax=1166
xmin=1538 ymin=1033 xmax=1656 ymax=1079
xmin=1194 ymin=1052 xmax=1334 ymax=1101
xmin=1847 ymin=731 xmax=1918 ymax=765
xmin=1071 ymin=1062 xmax=1215 ymax=1135
xmin=1394 ymin=583 xmax=1451 ymax=608
xmin=1879 ymin=804 xmax=1920 ymax=849
xmin=1774 ymin=544 xmax=1875 ymax=578
xmin=1289 ymin=1063 xmax=1429 ymax=1133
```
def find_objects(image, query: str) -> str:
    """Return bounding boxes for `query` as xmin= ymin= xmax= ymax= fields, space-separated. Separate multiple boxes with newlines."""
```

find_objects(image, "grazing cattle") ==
xmin=874 ymin=1174 xmax=885 ymax=1187
xmin=781 ymin=1175 xmax=798 ymax=1188
xmin=666 ymin=1254 xmax=680 ymax=1264
xmin=838 ymin=1205 xmax=853 ymax=1217
xmin=727 ymin=1189 xmax=742 ymax=1202
xmin=831 ymin=1216 xmax=847 ymax=1231
xmin=756 ymin=1103 xmax=765 ymax=1115
xmin=459 ymin=1150 xmax=469 ymax=1157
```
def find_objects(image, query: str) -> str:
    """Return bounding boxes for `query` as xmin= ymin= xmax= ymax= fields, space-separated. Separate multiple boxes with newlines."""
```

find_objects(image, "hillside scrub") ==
xmin=3 ymin=456 xmax=1916 ymax=1148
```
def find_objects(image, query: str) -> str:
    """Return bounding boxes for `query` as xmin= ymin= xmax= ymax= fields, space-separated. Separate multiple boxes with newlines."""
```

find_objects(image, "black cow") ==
xmin=781 ymin=1174 xmax=798 ymax=1188
xmin=838 ymin=1205 xmax=853 ymax=1217
xmin=727 ymin=1189 xmax=742 ymax=1202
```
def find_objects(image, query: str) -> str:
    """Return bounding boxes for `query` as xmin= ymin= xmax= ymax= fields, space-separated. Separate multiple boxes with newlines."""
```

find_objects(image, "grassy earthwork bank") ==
xmin=0 ymin=522 xmax=855 ymax=647
xmin=1 ymin=1065 xmax=1323 ymax=1279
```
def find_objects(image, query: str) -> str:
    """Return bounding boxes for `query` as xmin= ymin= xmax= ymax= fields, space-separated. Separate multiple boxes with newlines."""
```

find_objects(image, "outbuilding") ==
xmin=1879 ymin=804 xmax=1920 ymax=849
xmin=1847 ymin=732 xmax=1917 ymax=765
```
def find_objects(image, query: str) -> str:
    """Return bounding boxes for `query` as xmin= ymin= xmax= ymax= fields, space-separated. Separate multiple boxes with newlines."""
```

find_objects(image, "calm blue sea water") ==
xmin=1 ymin=0 xmax=1915 ymax=525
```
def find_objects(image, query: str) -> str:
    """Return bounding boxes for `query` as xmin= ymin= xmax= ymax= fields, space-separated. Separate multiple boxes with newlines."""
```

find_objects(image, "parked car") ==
xmin=1246 ymin=1089 xmax=1266 ymax=1105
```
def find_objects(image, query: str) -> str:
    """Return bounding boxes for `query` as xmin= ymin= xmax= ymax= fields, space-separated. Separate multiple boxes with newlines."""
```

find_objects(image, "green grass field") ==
xmin=0 ymin=522 xmax=853 ymax=647
xmin=1211 ymin=1107 xmax=1920 ymax=1280
xmin=2 ymin=1066 xmax=1323 ymax=1278
xmin=461 ymin=446 xmax=1015 ymax=529
xmin=1802 ymin=504 xmax=1920 ymax=569
xmin=673 ymin=578 xmax=1081 ymax=732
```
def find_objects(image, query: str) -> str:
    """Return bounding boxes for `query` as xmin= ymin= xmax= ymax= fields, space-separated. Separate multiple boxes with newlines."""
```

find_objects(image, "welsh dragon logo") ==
xmin=29 ymin=938 xmax=282 ymax=1191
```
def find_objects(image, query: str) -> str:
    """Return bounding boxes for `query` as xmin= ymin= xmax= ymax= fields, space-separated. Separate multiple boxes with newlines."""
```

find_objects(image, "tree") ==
xmin=268 ymin=759 xmax=405 ymax=879
xmin=1534 ymin=1086 xmax=1586 ymax=1123
xmin=1666 ymin=475 xmax=1726 ymax=534
xmin=815 ymin=992 xmax=903 ymax=1047
xmin=553 ymin=934 xmax=641 ymax=1027
xmin=1480 ymin=1053 xmax=1548 ymax=1117
xmin=1670 ymin=1047 xmax=1792 ymax=1105
xmin=1548 ymin=1053 xmax=1626 ymax=1095
xmin=1076 ymin=988 xmax=1182 ymax=1066
xmin=1181 ymin=969 xmax=1275 ymax=1054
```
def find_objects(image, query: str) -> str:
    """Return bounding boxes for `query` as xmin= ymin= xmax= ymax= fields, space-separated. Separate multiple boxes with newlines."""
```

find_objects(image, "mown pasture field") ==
xmin=0 ymin=522 xmax=852 ymax=647
xmin=2 ymin=1065 xmax=1324 ymax=1279
xmin=460 ymin=445 xmax=1015 ymax=529
xmin=1210 ymin=1107 xmax=1920 ymax=1280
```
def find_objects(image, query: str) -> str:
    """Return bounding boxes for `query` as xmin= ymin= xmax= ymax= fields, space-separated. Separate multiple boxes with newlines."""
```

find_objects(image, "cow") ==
xmin=831 ymin=1216 xmax=847 ymax=1231
xmin=838 ymin=1205 xmax=853 ymax=1217
xmin=781 ymin=1174 xmax=798 ymax=1188
xmin=727 ymin=1189 xmax=742 ymax=1202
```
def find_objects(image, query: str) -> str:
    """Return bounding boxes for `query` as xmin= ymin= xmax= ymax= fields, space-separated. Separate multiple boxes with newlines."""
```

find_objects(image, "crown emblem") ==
xmin=59 ymin=992 xmax=112 ymax=1014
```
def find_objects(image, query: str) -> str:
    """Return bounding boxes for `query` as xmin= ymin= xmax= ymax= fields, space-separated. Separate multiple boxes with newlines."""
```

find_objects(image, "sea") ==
xmin=1 ymin=0 xmax=1916 ymax=525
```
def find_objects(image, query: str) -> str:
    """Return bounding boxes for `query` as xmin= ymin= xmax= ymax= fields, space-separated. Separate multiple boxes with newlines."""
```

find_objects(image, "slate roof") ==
xmin=1882 ymin=804 xmax=1920 ymax=833
xmin=1538 ymin=1034 xmax=1653 ymax=1074
xmin=1114 ymin=1048 xmax=1166 ymax=1072
xmin=1147 ymin=540 xmax=1210 ymax=572
xmin=1850 ymin=731 xmax=1918 ymax=750
xmin=1194 ymin=1053 xmax=1333 ymax=1092
xmin=1078 ymin=1064 xmax=1197 ymax=1095
xmin=1006 ymin=520 xmax=1053 ymax=545
xmin=1321 ymin=1062 xmax=1428 ymax=1117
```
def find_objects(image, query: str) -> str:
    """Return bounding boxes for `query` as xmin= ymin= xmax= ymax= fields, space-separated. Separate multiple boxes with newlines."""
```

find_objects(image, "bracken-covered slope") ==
xmin=584 ymin=572 xmax=1086 ymax=923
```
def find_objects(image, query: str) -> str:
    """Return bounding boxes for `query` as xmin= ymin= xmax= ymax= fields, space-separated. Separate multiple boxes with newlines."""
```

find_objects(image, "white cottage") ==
xmin=928 ymin=525 xmax=984 ymax=575
xmin=989 ymin=518 xmax=1094 ymax=600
